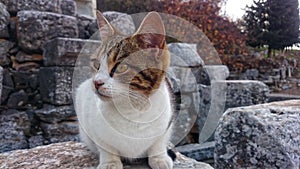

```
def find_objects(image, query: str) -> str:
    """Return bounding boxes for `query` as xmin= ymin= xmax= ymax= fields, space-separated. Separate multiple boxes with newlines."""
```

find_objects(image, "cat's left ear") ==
xmin=96 ymin=11 xmax=115 ymax=41
xmin=134 ymin=12 xmax=166 ymax=49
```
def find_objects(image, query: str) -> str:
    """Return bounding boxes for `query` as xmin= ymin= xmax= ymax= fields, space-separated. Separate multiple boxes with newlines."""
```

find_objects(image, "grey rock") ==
xmin=43 ymin=38 xmax=101 ymax=66
xmin=1 ymin=69 xmax=14 ymax=104
xmin=0 ymin=2 xmax=9 ymax=38
xmin=103 ymin=11 xmax=136 ymax=36
xmin=176 ymin=141 xmax=215 ymax=162
xmin=77 ymin=14 xmax=98 ymax=39
xmin=40 ymin=121 xmax=79 ymax=137
xmin=0 ymin=39 xmax=14 ymax=66
xmin=39 ymin=67 xmax=73 ymax=105
xmin=60 ymin=0 xmax=77 ymax=16
xmin=28 ymin=135 xmax=45 ymax=148
xmin=0 ymin=141 xmax=214 ymax=169
xmin=222 ymin=80 xmax=269 ymax=110
xmin=0 ymin=109 xmax=30 ymax=153
xmin=7 ymin=90 xmax=28 ymax=107
xmin=1 ymin=0 xmax=77 ymax=16
xmin=215 ymin=100 xmax=300 ymax=169
xmin=241 ymin=69 xmax=259 ymax=80
xmin=75 ymin=0 xmax=96 ymax=17
xmin=0 ymin=66 xmax=2 ymax=103
xmin=168 ymin=67 xmax=198 ymax=93
xmin=17 ymin=11 xmax=78 ymax=52
xmin=35 ymin=105 xmax=76 ymax=123
xmin=12 ymin=70 xmax=39 ymax=91
xmin=203 ymin=65 xmax=229 ymax=81
xmin=168 ymin=43 xmax=204 ymax=67
xmin=198 ymin=80 xmax=269 ymax=143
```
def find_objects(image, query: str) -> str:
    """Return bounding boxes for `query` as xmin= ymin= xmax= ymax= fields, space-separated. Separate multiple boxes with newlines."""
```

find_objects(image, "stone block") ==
xmin=0 ymin=2 xmax=9 ymax=38
xmin=0 ymin=39 xmax=14 ymax=67
xmin=198 ymin=80 xmax=269 ymax=143
xmin=7 ymin=90 xmax=28 ymax=107
xmin=43 ymin=38 xmax=101 ymax=66
xmin=60 ymin=0 xmax=77 ymax=16
xmin=168 ymin=67 xmax=198 ymax=93
xmin=15 ymin=51 xmax=43 ymax=63
xmin=77 ymin=14 xmax=97 ymax=39
xmin=40 ymin=121 xmax=79 ymax=137
xmin=215 ymin=100 xmax=300 ymax=169
xmin=103 ymin=11 xmax=136 ymax=36
xmin=0 ymin=0 xmax=76 ymax=15
xmin=203 ymin=65 xmax=229 ymax=81
xmin=176 ymin=141 xmax=215 ymax=162
xmin=39 ymin=67 xmax=73 ymax=105
xmin=168 ymin=43 xmax=204 ymax=67
xmin=17 ymin=11 xmax=78 ymax=52
xmin=35 ymin=105 xmax=76 ymax=123
xmin=0 ymin=66 xmax=2 ymax=103
xmin=0 ymin=109 xmax=30 ymax=153
xmin=0 ymin=141 xmax=214 ymax=169
xmin=75 ymin=0 xmax=96 ymax=17
xmin=222 ymin=80 xmax=269 ymax=110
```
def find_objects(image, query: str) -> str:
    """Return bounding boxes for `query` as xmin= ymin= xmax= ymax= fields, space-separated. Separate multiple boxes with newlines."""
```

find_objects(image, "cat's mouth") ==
xmin=95 ymin=89 xmax=113 ymax=99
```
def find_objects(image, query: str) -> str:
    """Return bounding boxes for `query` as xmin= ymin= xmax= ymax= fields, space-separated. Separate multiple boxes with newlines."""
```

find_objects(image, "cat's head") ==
xmin=92 ymin=11 xmax=170 ymax=101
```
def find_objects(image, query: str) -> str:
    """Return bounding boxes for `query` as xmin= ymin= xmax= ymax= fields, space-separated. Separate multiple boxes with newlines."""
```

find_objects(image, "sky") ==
xmin=222 ymin=0 xmax=254 ymax=20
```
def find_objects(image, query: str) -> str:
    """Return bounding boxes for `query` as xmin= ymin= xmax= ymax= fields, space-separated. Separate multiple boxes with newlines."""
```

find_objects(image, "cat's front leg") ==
xmin=148 ymin=142 xmax=173 ymax=169
xmin=97 ymin=147 xmax=123 ymax=169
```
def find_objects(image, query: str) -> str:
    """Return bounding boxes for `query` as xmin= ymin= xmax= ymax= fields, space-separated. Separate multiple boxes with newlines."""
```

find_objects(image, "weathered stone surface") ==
xmin=43 ymin=38 xmax=101 ymax=66
xmin=77 ymin=14 xmax=98 ymax=39
xmin=0 ymin=66 xmax=2 ymax=102
xmin=1 ymin=69 xmax=13 ymax=104
xmin=168 ymin=67 xmax=198 ymax=93
xmin=0 ymin=141 xmax=214 ymax=169
xmin=12 ymin=61 xmax=40 ymax=71
xmin=75 ymin=0 xmax=96 ymax=17
xmin=0 ymin=109 xmax=30 ymax=153
xmin=0 ymin=2 xmax=9 ymax=38
xmin=215 ymin=100 xmax=300 ymax=169
xmin=28 ymin=134 xmax=45 ymax=148
xmin=7 ymin=90 xmax=28 ymax=107
xmin=35 ymin=105 xmax=76 ymax=123
xmin=1 ymin=0 xmax=77 ymax=16
xmin=12 ymin=70 xmax=39 ymax=90
xmin=15 ymin=51 xmax=43 ymax=62
xmin=17 ymin=11 xmax=78 ymax=52
xmin=0 ymin=39 xmax=14 ymax=66
xmin=60 ymin=0 xmax=77 ymax=16
xmin=39 ymin=67 xmax=73 ymax=105
xmin=168 ymin=43 xmax=204 ymax=67
xmin=240 ymin=69 xmax=259 ymax=80
xmin=103 ymin=11 xmax=136 ymax=36
xmin=221 ymin=80 xmax=269 ymax=110
xmin=176 ymin=141 xmax=215 ymax=162
xmin=40 ymin=121 xmax=79 ymax=141
xmin=203 ymin=65 xmax=229 ymax=81
xmin=198 ymin=80 xmax=269 ymax=143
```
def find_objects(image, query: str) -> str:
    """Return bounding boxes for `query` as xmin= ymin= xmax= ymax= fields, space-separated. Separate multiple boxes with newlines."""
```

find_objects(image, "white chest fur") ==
xmin=75 ymin=78 xmax=172 ymax=158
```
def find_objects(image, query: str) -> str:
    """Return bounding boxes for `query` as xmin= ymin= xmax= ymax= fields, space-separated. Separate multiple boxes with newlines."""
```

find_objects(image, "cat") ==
xmin=75 ymin=11 xmax=174 ymax=169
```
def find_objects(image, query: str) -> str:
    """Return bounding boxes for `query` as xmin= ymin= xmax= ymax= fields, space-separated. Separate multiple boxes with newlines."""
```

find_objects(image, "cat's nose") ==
xmin=94 ymin=80 xmax=104 ymax=90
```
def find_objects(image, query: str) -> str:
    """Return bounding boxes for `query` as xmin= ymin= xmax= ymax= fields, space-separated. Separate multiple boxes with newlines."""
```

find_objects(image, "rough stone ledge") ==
xmin=0 ymin=141 xmax=214 ymax=169
xmin=214 ymin=99 xmax=300 ymax=169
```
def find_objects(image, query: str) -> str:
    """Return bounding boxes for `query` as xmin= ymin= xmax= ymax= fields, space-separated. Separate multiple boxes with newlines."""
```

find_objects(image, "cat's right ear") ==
xmin=96 ymin=11 xmax=114 ymax=41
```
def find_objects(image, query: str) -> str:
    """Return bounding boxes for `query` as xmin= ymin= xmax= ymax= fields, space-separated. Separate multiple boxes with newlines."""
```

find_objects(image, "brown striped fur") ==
xmin=93 ymin=11 xmax=170 ymax=97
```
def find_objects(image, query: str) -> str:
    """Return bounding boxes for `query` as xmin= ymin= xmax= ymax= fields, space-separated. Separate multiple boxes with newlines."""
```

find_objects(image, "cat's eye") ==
xmin=115 ymin=64 xmax=128 ymax=74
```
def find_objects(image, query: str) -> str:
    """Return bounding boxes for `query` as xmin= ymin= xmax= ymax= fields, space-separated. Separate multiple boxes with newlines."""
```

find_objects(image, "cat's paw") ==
xmin=149 ymin=155 xmax=173 ymax=169
xmin=97 ymin=161 xmax=123 ymax=169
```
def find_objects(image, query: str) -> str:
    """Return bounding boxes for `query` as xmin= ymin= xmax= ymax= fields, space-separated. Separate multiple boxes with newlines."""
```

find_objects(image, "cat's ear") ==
xmin=134 ymin=12 xmax=166 ymax=49
xmin=96 ymin=11 xmax=115 ymax=41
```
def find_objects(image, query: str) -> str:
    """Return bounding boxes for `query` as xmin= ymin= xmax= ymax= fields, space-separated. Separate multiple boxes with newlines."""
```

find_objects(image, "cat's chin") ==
xmin=95 ymin=90 xmax=113 ymax=101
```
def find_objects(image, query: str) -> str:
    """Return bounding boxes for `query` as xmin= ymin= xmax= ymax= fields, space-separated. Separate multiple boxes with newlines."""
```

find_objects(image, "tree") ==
xmin=244 ymin=0 xmax=300 ymax=57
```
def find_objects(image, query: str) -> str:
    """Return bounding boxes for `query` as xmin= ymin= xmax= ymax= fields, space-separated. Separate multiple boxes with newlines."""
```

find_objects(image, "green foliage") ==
xmin=243 ymin=0 xmax=300 ymax=56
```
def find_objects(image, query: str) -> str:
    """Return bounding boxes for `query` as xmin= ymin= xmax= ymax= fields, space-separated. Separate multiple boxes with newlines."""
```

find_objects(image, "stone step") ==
xmin=43 ymin=37 xmax=101 ymax=67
